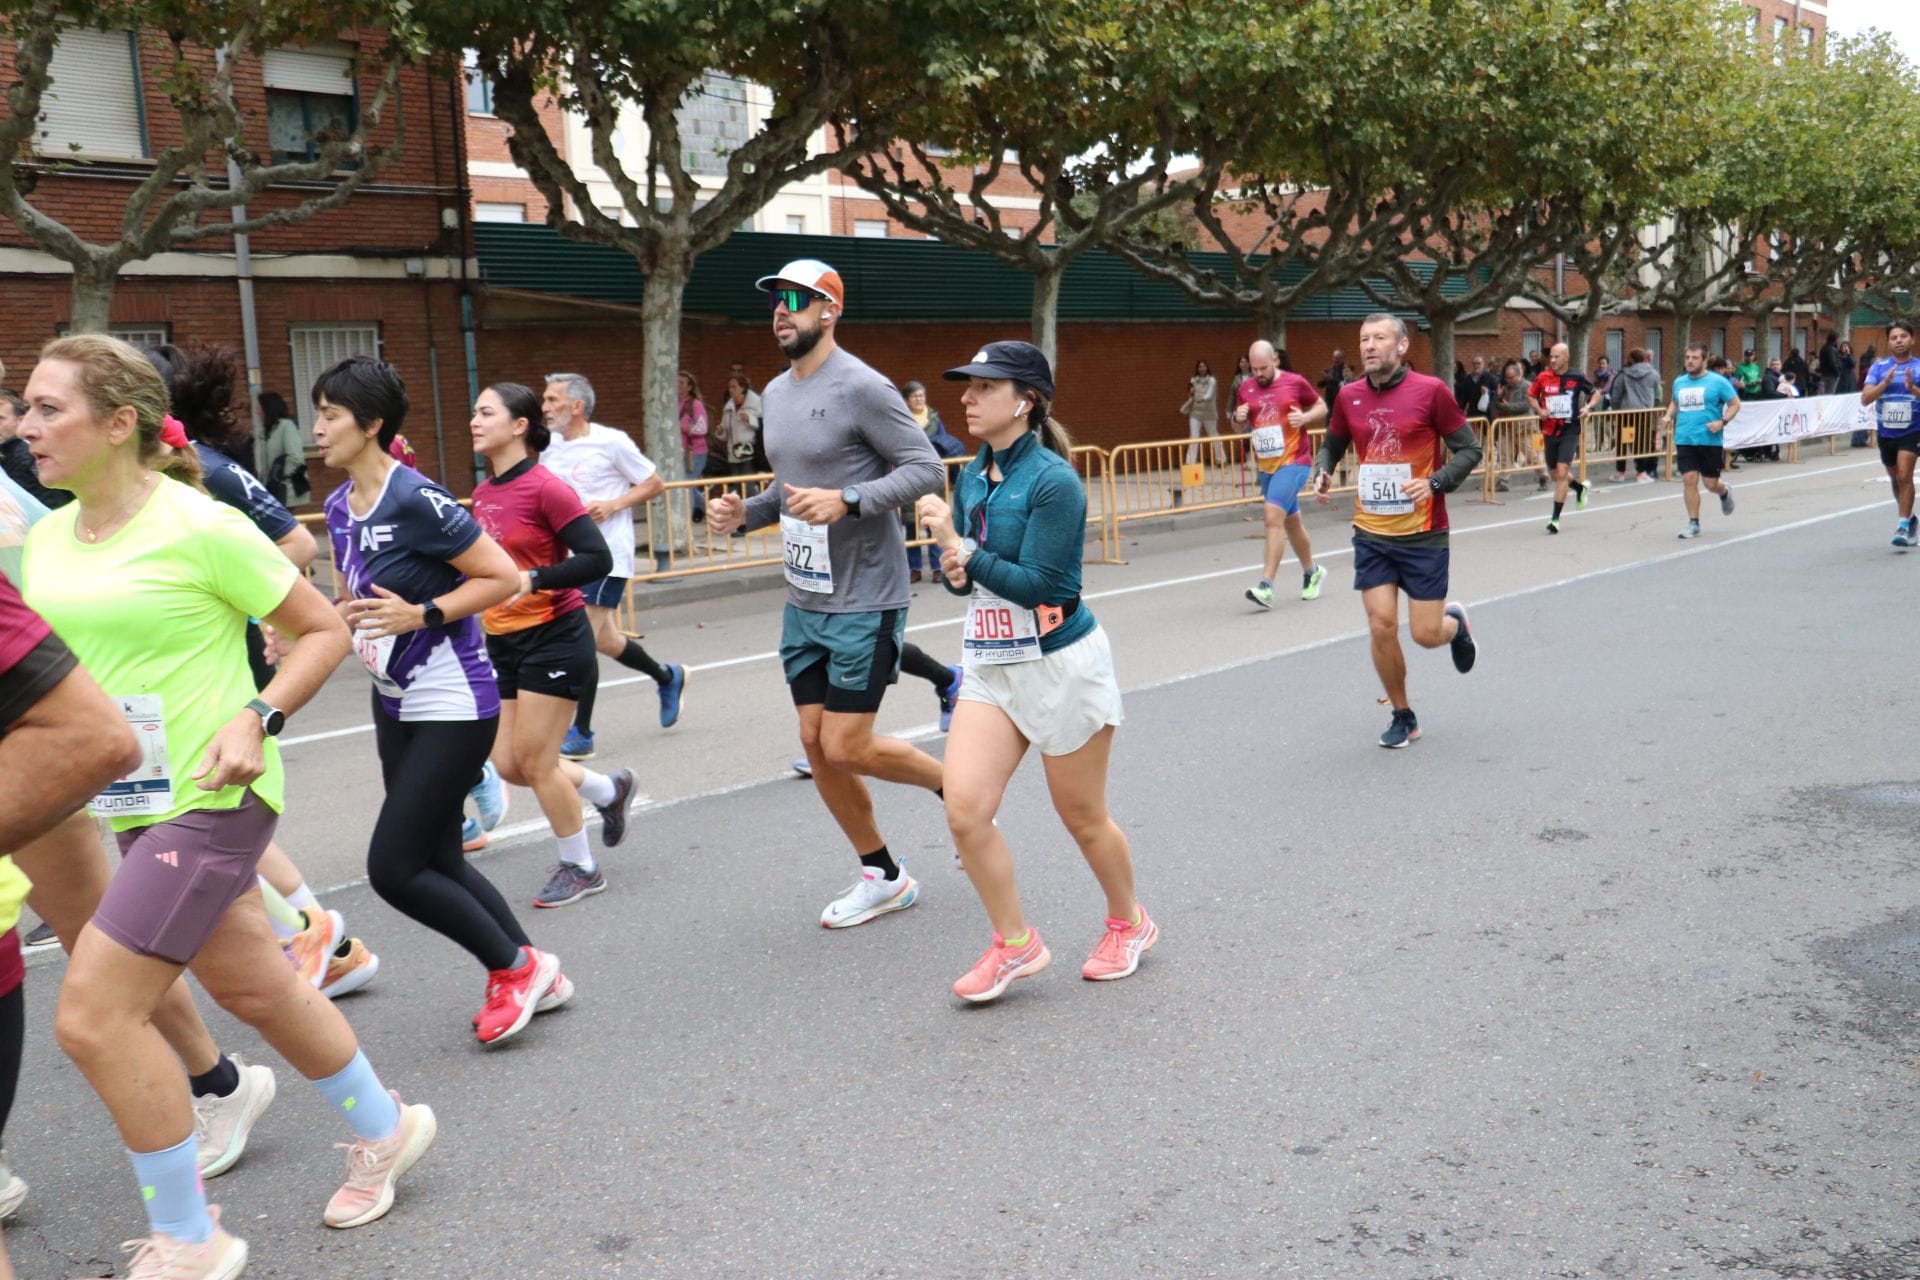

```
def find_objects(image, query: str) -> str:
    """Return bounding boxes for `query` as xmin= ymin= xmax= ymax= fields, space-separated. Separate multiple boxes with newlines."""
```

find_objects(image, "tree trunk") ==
xmin=67 ymin=262 xmax=116 ymax=334
xmin=639 ymin=245 xmax=693 ymax=560
xmin=1252 ymin=297 xmax=1287 ymax=352
xmin=1568 ymin=313 xmax=1596 ymax=373
xmin=1426 ymin=310 xmax=1457 ymax=383
xmin=1030 ymin=266 xmax=1061 ymax=372
xmin=1673 ymin=310 xmax=1695 ymax=359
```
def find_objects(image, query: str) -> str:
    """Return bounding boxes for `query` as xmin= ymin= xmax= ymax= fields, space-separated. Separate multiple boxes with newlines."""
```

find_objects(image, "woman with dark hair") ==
xmin=257 ymin=389 xmax=310 ymax=507
xmin=319 ymin=357 xmax=566 ymax=1045
xmin=915 ymin=340 xmax=1150 ymax=1005
xmin=470 ymin=382 xmax=636 ymax=911
xmin=1183 ymin=358 xmax=1222 ymax=466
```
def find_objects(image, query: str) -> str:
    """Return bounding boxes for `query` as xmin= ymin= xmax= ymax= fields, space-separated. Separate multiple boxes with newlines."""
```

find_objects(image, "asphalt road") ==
xmin=9 ymin=454 xmax=1920 ymax=1279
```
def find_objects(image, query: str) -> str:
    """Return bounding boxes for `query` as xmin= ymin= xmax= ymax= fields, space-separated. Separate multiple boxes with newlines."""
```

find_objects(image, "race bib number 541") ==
xmin=1356 ymin=462 xmax=1415 ymax=515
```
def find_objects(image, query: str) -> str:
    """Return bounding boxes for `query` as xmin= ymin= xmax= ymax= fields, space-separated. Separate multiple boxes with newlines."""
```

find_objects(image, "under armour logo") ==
xmin=810 ymin=408 xmax=828 ymax=419
xmin=155 ymin=850 xmax=179 ymax=868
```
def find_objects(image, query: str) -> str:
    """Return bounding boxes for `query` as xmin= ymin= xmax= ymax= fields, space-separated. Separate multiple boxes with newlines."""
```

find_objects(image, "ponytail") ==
xmin=152 ymin=441 xmax=205 ymax=490
xmin=1015 ymin=382 xmax=1074 ymax=458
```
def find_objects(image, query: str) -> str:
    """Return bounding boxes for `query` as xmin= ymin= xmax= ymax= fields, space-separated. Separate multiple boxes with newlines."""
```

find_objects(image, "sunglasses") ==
xmin=768 ymin=286 xmax=823 ymax=314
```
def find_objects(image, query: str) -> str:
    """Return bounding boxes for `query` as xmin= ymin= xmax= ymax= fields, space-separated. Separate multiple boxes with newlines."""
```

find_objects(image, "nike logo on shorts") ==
xmin=547 ymin=670 xmax=566 ymax=679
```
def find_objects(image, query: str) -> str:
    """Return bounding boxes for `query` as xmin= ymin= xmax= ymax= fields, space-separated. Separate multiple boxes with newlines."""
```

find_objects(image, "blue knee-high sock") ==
xmin=313 ymin=1050 xmax=401 ymax=1142
xmin=128 ymin=1135 xmax=213 ymax=1243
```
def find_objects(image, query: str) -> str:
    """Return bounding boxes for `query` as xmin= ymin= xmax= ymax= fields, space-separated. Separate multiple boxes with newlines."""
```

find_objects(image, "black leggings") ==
xmin=369 ymin=700 xmax=529 ymax=972
xmin=0 ymin=981 xmax=19 ymax=1148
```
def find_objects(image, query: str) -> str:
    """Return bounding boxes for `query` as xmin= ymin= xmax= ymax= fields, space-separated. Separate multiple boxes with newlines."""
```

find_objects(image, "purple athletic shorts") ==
xmin=96 ymin=792 xmax=277 ymax=964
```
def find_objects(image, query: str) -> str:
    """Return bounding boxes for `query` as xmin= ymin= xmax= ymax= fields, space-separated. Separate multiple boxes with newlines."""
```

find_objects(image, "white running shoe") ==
xmin=821 ymin=866 xmax=919 ymax=929
xmin=0 ymin=1152 xmax=24 ymax=1220
xmin=194 ymin=1055 xmax=277 ymax=1178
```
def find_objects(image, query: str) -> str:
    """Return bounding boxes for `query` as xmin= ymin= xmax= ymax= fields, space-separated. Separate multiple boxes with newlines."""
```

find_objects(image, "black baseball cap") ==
xmin=942 ymin=340 xmax=1054 ymax=399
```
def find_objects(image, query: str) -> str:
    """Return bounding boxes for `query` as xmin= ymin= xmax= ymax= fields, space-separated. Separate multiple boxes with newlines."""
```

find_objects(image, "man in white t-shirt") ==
xmin=541 ymin=373 xmax=686 ymax=759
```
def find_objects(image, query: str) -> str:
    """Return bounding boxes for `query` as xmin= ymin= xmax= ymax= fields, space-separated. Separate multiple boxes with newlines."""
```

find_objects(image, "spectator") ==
xmin=679 ymin=370 xmax=709 ymax=520
xmin=0 ymin=389 xmax=64 ymax=510
xmin=1735 ymin=348 xmax=1763 ymax=400
xmin=1607 ymin=347 xmax=1663 ymax=482
xmin=1228 ymin=353 xmax=1254 ymax=404
xmin=1778 ymin=368 xmax=1802 ymax=399
xmin=729 ymin=359 xmax=754 ymax=394
xmin=1835 ymin=340 xmax=1857 ymax=394
xmin=900 ymin=380 xmax=966 ymax=582
xmin=1452 ymin=360 xmax=1475 ymax=414
xmin=1784 ymin=346 xmax=1813 ymax=394
xmin=1182 ymin=359 xmax=1223 ymax=467
xmin=1469 ymin=355 xmax=1499 ymax=417
xmin=1319 ymin=349 xmax=1349 ymax=405
xmin=1817 ymin=332 xmax=1841 ymax=394
xmin=257 ymin=390 xmax=310 ymax=507
xmin=1761 ymin=357 xmax=1783 ymax=399
xmin=719 ymin=374 xmax=762 ymax=480
xmin=1525 ymin=348 xmax=1548 ymax=380
xmin=1852 ymin=343 xmax=1876 ymax=446
xmin=1592 ymin=354 xmax=1615 ymax=397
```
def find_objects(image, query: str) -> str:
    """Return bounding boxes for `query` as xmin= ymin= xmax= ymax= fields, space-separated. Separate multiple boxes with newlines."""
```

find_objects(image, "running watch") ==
xmin=421 ymin=600 xmax=446 ymax=629
xmin=245 ymin=698 xmax=285 ymax=737
xmin=840 ymin=486 xmax=862 ymax=518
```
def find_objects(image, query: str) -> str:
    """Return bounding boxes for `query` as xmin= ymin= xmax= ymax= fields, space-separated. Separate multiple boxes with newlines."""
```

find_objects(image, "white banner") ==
xmin=1721 ymin=393 xmax=1871 ymax=450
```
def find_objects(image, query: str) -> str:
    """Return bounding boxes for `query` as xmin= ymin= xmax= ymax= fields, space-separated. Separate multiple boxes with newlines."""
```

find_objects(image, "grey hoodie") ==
xmin=1608 ymin=362 xmax=1662 ymax=410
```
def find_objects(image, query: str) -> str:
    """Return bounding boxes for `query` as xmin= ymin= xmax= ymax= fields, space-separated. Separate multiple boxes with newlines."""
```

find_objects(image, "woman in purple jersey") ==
xmin=316 ymin=355 xmax=572 ymax=1047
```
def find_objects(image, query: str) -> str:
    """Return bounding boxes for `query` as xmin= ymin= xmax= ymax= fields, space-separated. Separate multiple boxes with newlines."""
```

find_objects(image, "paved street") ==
xmin=11 ymin=455 xmax=1920 ymax=1279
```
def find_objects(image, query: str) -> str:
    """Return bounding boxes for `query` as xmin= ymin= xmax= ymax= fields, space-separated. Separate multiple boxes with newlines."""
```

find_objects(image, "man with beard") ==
xmin=1232 ymin=339 xmax=1327 ymax=607
xmin=707 ymin=260 xmax=948 ymax=929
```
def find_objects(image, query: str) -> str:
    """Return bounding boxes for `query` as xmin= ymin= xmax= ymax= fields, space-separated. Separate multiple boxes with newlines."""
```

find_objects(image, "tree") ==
xmin=845 ymin=0 xmax=1257 ymax=367
xmin=455 ymin=0 xmax=975 ymax=488
xmin=0 ymin=0 xmax=418 ymax=332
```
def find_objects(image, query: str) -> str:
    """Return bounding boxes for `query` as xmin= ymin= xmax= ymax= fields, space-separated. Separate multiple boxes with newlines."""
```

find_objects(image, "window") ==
xmin=853 ymin=220 xmax=890 ymax=239
xmin=263 ymin=47 xmax=356 ymax=164
xmin=54 ymin=322 xmax=168 ymax=348
xmin=1710 ymin=328 xmax=1726 ymax=357
xmin=474 ymin=202 xmax=526 ymax=223
xmin=1645 ymin=329 xmax=1663 ymax=374
xmin=675 ymin=71 xmax=750 ymax=177
xmin=38 ymin=27 xmax=146 ymax=159
xmin=1795 ymin=328 xmax=1809 ymax=358
xmin=785 ymin=214 xmax=806 ymax=234
xmin=1605 ymin=329 xmax=1624 ymax=369
xmin=1773 ymin=17 xmax=1787 ymax=44
xmin=1521 ymin=329 xmax=1545 ymax=359
xmin=463 ymin=49 xmax=494 ymax=115
xmin=288 ymin=323 xmax=379 ymax=442
xmin=1768 ymin=329 xmax=1783 ymax=360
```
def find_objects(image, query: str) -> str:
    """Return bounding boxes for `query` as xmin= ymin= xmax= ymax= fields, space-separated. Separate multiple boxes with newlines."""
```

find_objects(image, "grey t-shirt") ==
xmin=744 ymin=345 xmax=946 ymax=613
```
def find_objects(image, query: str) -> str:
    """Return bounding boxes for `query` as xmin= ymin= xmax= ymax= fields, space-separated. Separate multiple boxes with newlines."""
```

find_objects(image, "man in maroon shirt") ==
xmin=1527 ymin=343 xmax=1595 ymax=533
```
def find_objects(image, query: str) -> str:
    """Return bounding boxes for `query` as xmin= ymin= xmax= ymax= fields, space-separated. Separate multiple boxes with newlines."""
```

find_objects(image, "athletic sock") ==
xmin=259 ymin=879 xmax=305 ymax=942
xmin=617 ymin=639 xmax=670 ymax=684
xmin=286 ymin=882 xmax=320 ymax=915
xmin=1259 ymin=578 xmax=1272 ymax=591
xmin=557 ymin=827 xmax=596 ymax=873
xmin=188 ymin=1054 xmax=239 ymax=1100
xmin=859 ymin=845 xmax=900 ymax=880
xmin=313 ymin=1050 xmax=401 ymax=1143
xmin=899 ymin=641 xmax=948 ymax=689
xmin=128 ymin=1136 xmax=214 ymax=1243
xmin=1002 ymin=929 xmax=1031 ymax=948
xmin=1552 ymin=500 xmax=1565 ymax=520
xmin=574 ymin=677 xmax=597 ymax=737
xmin=577 ymin=768 xmax=617 ymax=807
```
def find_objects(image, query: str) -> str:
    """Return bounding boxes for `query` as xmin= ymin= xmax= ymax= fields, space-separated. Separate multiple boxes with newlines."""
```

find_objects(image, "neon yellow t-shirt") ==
xmin=22 ymin=477 xmax=298 ymax=832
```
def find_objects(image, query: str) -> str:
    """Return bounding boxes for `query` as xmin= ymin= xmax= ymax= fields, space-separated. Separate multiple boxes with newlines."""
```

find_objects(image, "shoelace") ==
xmin=1092 ymin=925 xmax=1129 ymax=966
xmin=119 ymin=1230 xmax=187 ymax=1279
xmin=335 ymin=1138 xmax=387 ymax=1190
xmin=189 ymin=1092 xmax=220 ymax=1144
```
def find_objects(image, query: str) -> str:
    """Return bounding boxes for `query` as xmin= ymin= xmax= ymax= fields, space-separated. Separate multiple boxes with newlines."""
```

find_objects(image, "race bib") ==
xmin=1546 ymin=393 xmax=1574 ymax=419
xmin=963 ymin=588 xmax=1041 ymax=665
xmin=1677 ymin=386 xmax=1707 ymax=412
xmin=1882 ymin=400 xmax=1912 ymax=428
xmin=91 ymin=694 xmax=172 ymax=818
xmin=1356 ymin=462 xmax=1414 ymax=515
xmin=1250 ymin=426 xmax=1288 ymax=460
xmin=780 ymin=514 xmax=833 ymax=594
xmin=354 ymin=627 xmax=401 ymax=694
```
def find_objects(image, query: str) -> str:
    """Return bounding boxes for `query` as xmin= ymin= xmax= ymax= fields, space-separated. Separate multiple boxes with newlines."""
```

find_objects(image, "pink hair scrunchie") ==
xmin=159 ymin=413 xmax=189 ymax=449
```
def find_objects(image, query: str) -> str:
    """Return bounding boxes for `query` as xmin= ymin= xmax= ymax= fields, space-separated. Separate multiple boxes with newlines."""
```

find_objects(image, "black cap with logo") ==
xmin=942 ymin=340 xmax=1054 ymax=399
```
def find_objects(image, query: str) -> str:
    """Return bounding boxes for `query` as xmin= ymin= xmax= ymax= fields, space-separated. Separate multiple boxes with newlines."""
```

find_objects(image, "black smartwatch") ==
xmin=245 ymin=697 xmax=285 ymax=738
xmin=422 ymin=599 xmax=446 ymax=629
xmin=840 ymin=486 xmax=862 ymax=518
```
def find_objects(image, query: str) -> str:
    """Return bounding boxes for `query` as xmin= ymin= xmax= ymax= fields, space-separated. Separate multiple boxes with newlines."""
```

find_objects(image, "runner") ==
xmin=317 ymin=355 xmax=572 ymax=1042
xmin=914 ymin=341 xmax=1152 ymax=1003
xmin=470 ymin=382 xmax=637 ymax=908
xmin=1311 ymin=314 xmax=1482 ymax=748
xmin=1660 ymin=341 xmax=1739 ymax=540
xmin=538 ymin=372 xmax=687 ymax=760
xmin=707 ymin=258 xmax=947 ymax=927
xmin=21 ymin=335 xmax=436 ymax=1273
xmin=0 ymin=564 xmax=140 ymax=1246
xmin=148 ymin=342 xmax=379 ymax=997
xmin=1527 ymin=342 xmax=1594 ymax=533
xmin=1860 ymin=319 xmax=1918 ymax=547
xmin=789 ymin=641 xmax=965 ymax=778
xmin=1231 ymin=339 xmax=1327 ymax=607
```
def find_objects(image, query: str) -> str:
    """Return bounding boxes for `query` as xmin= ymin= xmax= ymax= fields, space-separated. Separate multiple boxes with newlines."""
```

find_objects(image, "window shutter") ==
xmin=288 ymin=323 xmax=381 ymax=441
xmin=38 ymin=28 xmax=145 ymax=159
xmin=261 ymin=48 xmax=353 ymax=96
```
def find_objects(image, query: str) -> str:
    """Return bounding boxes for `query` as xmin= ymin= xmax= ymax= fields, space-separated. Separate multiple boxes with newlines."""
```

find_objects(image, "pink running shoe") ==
xmin=1082 ymin=906 xmax=1158 ymax=981
xmin=323 ymin=1092 xmax=438 ymax=1229
xmin=89 ymin=1204 xmax=247 ymax=1279
xmin=952 ymin=931 xmax=1050 ymax=1003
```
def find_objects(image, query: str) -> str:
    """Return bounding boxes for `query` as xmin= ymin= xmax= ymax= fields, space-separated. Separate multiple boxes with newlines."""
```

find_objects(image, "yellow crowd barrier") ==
xmin=1581 ymin=407 xmax=1669 ymax=483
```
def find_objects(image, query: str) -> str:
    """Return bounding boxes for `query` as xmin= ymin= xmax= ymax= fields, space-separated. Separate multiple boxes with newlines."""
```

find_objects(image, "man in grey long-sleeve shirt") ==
xmin=707 ymin=259 xmax=947 ymax=930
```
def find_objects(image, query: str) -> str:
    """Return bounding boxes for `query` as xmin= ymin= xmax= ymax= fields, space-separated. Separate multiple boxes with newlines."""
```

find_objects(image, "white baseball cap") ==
xmin=754 ymin=259 xmax=845 ymax=310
